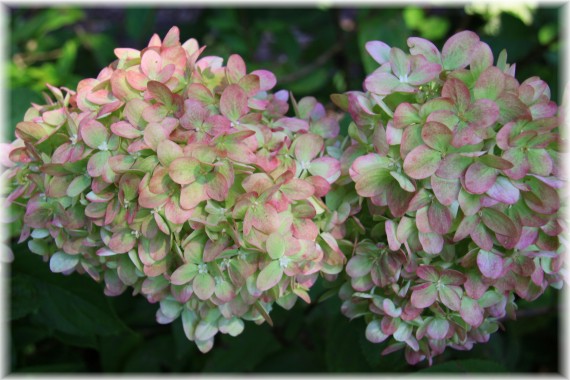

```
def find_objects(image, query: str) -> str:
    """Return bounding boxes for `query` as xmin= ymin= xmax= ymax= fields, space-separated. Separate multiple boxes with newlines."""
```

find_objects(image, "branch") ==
xmin=278 ymin=42 xmax=344 ymax=84
xmin=499 ymin=306 xmax=555 ymax=323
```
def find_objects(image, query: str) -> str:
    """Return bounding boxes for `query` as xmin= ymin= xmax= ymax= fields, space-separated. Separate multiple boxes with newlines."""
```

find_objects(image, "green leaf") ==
xmin=9 ymin=88 xmax=43 ymax=140
xmin=287 ymin=67 xmax=329 ymax=95
xmin=203 ymin=324 xmax=281 ymax=372
xmin=11 ymin=8 xmax=85 ymax=44
xmin=417 ymin=359 xmax=508 ymax=373
xmin=57 ymin=39 xmax=79 ymax=74
xmin=10 ymin=275 xmax=39 ymax=320
xmin=125 ymin=8 xmax=156 ymax=43
xmin=123 ymin=334 xmax=178 ymax=372
xmin=98 ymin=333 xmax=143 ymax=372
xmin=326 ymin=314 xmax=373 ymax=372
xmin=12 ymin=252 xmax=125 ymax=336
xmin=358 ymin=10 xmax=411 ymax=74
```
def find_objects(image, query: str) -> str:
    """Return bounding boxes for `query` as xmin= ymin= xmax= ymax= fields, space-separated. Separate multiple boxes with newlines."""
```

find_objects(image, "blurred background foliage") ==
xmin=7 ymin=5 xmax=562 ymax=374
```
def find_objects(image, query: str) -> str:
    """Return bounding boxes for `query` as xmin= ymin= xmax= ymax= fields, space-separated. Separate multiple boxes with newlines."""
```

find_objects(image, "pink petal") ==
xmin=219 ymin=84 xmax=249 ymax=121
xmin=309 ymin=157 xmax=341 ymax=184
xmin=407 ymin=37 xmax=441 ymax=64
xmin=403 ymin=145 xmax=442 ymax=179
xmin=474 ymin=66 xmax=505 ymax=100
xmin=441 ymin=30 xmax=480 ymax=70
xmin=431 ymin=176 xmax=460 ymax=206
xmin=80 ymin=119 xmax=109 ymax=149
xmin=477 ymin=249 xmax=504 ymax=279
xmin=428 ymin=201 xmax=452 ymax=234
xmin=411 ymin=283 xmax=438 ymax=309
xmin=141 ymin=49 xmax=162 ymax=78
xmin=486 ymin=176 xmax=520 ymax=204
xmin=366 ymin=40 xmax=391 ymax=64
xmin=418 ymin=232 xmax=444 ymax=254
xmin=460 ymin=296 xmax=484 ymax=327
xmin=251 ymin=69 xmax=277 ymax=91
xmin=274 ymin=117 xmax=310 ymax=133
xmin=407 ymin=55 xmax=441 ymax=86
xmin=364 ymin=72 xmax=405 ymax=95
xmin=464 ymin=162 xmax=498 ymax=194
xmin=294 ymin=133 xmax=323 ymax=162
xmin=441 ymin=78 xmax=471 ymax=113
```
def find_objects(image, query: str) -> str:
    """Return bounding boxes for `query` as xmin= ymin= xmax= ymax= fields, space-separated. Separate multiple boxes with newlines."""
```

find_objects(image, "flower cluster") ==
xmin=331 ymin=31 xmax=565 ymax=364
xmin=3 ymin=26 xmax=565 ymax=365
xmin=3 ymin=27 xmax=344 ymax=352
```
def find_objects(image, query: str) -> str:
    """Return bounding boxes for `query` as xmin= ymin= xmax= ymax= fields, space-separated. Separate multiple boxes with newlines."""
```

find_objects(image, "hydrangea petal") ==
xmin=81 ymin=119 xmax=109 ymax=149
xmin=171 ymin=263 xmax=198 ymax=285
xmin=193 ymin=273 xmax=215 ymax=300
xmin=460 ymin=296 xmax=484 ymax=327
xmin=411 ymin=283 xmax=437 ymax=309
xmin=407 ymin=37 xmax=441 ymax=64
xmin=427 ymin=318 xmax=449 ymax=340
xmin=169 ymin=157 xmax=200 ymax=185
xmin=309 ymin=157 xmax=341 ymax=184
xmin=220 ymin=84 xmax=249 ymax=121
xmin=481 ymin=208 xmax=517 ymax=237
xmin=403 ymin=145 xmax=442 ymax=179
xmin=365 ymin=320 xmax=389 ymax=343
xmin=50 ymin=252 xmax=79 ymax=273
xmin=257 ymin=261 xmax=284 ymax=291
xmin=464 ymin=162 xmax=498 ymax=194
xmin=477 ymin=249 xmax=504 ymax=279
xmin=441 ymin=30 xmax=480 ymax=70
xmin=438 ymin=285 xmax=461 ymax=311
xmin=366 ymin=41 xmax=391 ymax=64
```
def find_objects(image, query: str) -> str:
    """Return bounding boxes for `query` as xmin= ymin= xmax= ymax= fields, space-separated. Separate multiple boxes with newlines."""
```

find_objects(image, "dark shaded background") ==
xmin=7 ymin=6 xmax=562 ymax=373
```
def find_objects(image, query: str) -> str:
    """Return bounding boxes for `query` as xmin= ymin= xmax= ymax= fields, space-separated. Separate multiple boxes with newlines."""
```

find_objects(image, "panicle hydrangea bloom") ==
xmin=330 ymin=30 xmax=566 ymax=365
xmin=2 ymin=26 xmax=345 ymax=352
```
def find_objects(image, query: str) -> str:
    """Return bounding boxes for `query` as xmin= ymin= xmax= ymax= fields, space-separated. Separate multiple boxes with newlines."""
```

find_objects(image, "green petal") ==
xmin=49 ymin=252 xmax=79 ymax=273
xmin=193 ymin=273 xmax=215 ymax=300
xmin=256 ymin=260 xmax=283 ymax=291
xmin=438 ymin=285 xmax=461 ymax=311
xmin=390 ymin=171 xmax=415 ymax=192
xmin=108 ymin=230 xmax=137 ymax=254
xmin=460 ymin=296 xmax=484 ymax=327
xmin=403 ymin=145 xmax=442 ymax=179
xmin=427 ymin=318 xmax=450 ymax=340
xmin=218 ymin=317 xmax=245 ymax=337
xmin=411 ymin=283 xmax=437 ymax=308
xmin=80 ymin=119 xmax=109 ymax=149
xmin=441 ymin=30 xmax=480 ymax=70
xmin=481 ymin=208 xmax=517 ymax=237
xmin=195 ymin=319 xmax=219 ymax=341
xmin=220 ymin=84 xmax=249 ymax=121
xmin=170 ymin=263 xmax=198 ymax=285
xmin=346 ymin=255 xmax=372 ymax=278
xmin=66 ymin=175 xmax=91 ymax=197
xmin=266 ymin=232 xmax=285 ymax=259
xmin=365 ymin=319 xmax=389 ymax=343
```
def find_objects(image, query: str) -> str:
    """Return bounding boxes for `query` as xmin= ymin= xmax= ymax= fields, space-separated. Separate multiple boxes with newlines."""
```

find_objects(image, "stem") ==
xmin=279 ymin=41 xmax=344 ymax=84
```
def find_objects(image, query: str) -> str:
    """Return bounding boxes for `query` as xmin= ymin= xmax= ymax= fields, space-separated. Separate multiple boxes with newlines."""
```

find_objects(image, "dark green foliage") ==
xmin=8 ymin=5 xmax=561 ymax=373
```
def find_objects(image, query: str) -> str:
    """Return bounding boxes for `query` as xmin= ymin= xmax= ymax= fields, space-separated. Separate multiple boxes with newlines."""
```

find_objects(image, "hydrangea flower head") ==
xmin=331 ymin=30 xmax=565 ymax=365
xmin=3 ymin=26 xmax=344 ymax=352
